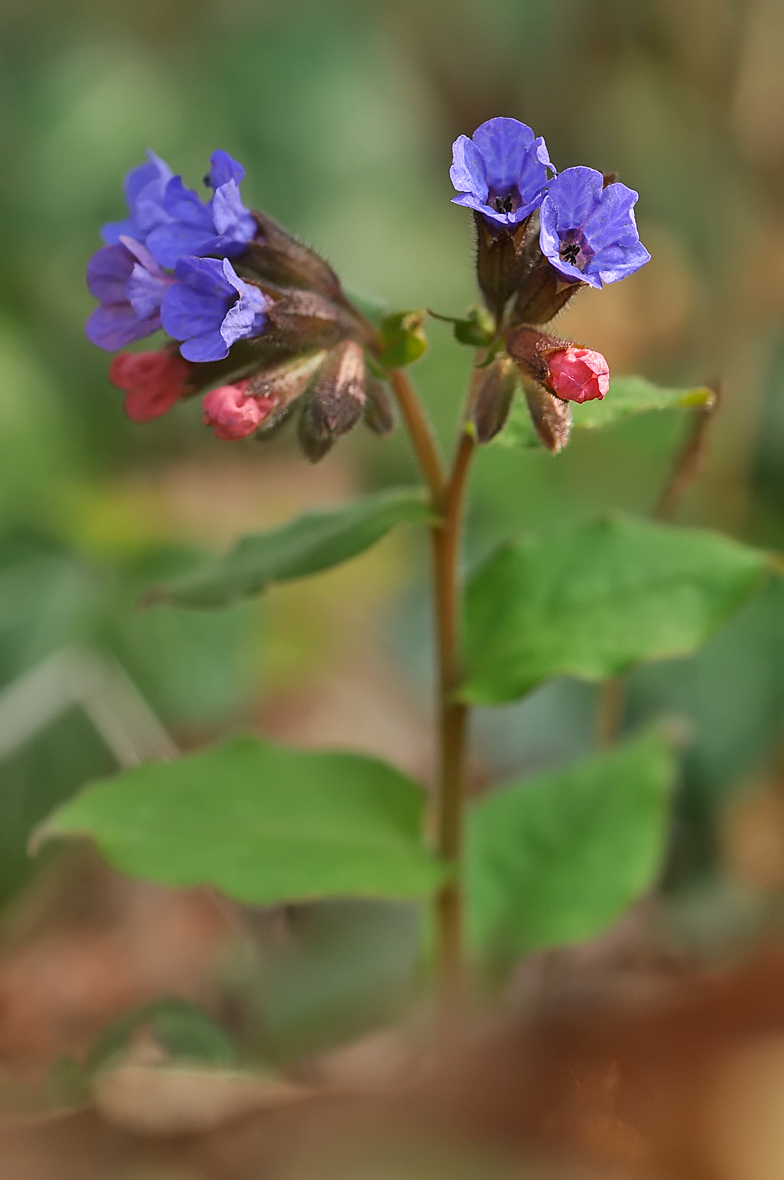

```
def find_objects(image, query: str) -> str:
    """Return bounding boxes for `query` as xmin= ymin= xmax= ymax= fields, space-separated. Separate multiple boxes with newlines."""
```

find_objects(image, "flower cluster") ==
xmin=86 ymin=149 xmax=387 ymax=454
xmin=450 ymin=118 xmax=650 ymax=451
xmin=85 ymin=123 xmax=651 ymax=460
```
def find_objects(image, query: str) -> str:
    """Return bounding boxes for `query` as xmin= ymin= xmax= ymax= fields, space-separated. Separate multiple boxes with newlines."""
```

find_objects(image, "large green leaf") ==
xmin=36 ymin=737 xmax=444 ymax=905
xmin=150 ymin=488 xmax=433 ymax=609
xmin=495 ymin=375 xmax=715 ymax=450
xmin=467 ymin=730 xmax=676 ymax=959
xmin=462 ymin=514 xmax=771 ymax=704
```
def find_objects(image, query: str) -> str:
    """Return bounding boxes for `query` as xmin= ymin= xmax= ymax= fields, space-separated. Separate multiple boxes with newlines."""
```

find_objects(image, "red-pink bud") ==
xmin=109 ymin=350 xmax=192 ymax=422
xmin=202 ymin=381 xmax=275 ymax=441
xmin=547 ymin=347 xmax=609 ymax=404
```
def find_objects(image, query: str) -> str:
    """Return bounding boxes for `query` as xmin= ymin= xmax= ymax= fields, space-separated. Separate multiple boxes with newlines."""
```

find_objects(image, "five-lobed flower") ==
xmin=450 ymin=117 xmax=554 ymax=229
xmin=538 ymin=166 xmax=650 ymax=289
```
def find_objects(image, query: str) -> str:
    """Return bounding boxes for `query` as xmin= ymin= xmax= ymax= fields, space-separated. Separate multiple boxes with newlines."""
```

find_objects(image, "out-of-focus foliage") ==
xmin=467 ymin=729 xmax=676 ymax=961
xmin=0 ymin=533 xmax=255 ymax=903
xmin=153 ymin=489 xmax=432 ymax=608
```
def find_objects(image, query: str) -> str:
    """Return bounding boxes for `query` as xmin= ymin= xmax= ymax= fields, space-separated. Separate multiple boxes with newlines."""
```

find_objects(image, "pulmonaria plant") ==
xmin=78 ymin=121 xmax=711 ymax=1022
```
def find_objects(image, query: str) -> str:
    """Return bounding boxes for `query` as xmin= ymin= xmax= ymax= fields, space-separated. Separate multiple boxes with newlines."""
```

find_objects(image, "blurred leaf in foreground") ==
xmin=467 ymin=729 xmax=676 ymax=960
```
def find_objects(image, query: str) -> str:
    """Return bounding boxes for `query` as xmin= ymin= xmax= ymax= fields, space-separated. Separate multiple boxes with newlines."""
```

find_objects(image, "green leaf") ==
xmin=149 ymin=488 xmax=433 ymax=609
xmin=378 ymin=310 xmax=428 ymax=368
xmin=467 ymin=729 xmax=676 ymax=960
xmin=494 ymin=375 xmax=715 ymax=450
xmin=575 ymin=374 xmax=715 ymax=429
xmin=36 ymin=736 xmax=445 ymax=905
xmin=462 ymin=514 xmax=771 ymax=705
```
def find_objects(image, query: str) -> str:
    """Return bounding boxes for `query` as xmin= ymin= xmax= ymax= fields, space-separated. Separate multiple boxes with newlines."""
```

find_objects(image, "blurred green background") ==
xmin=2 ymin=0 xmax=784 ymax=933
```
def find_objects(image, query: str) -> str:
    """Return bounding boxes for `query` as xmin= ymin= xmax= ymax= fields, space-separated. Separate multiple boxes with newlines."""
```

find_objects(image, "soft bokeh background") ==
xmin=3 ymin=0 xmax=784 ymax=1085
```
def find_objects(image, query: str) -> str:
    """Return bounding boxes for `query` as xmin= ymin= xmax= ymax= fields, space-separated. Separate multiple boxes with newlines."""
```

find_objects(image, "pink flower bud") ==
xmin=109 ymin=350 xmax=192 ymax=422
xmin=202 ymin=381 xmax=275 ymax=441
xmin=547 ymin=347 xmax=609 ymax=404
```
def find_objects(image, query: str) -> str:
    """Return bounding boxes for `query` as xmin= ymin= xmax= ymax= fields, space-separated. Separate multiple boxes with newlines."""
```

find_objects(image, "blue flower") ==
xmin=450 ymin=118 xmax=554 ymax=229
xmin=85 ymin=236 xmax=173 ymax=351
xmin=145 ymin=151 xmax=256 ymax=270
xmin=160 ymin=256 xmax=270 ymax=362
xmin=101 ymin=150 xmax=174 ymax=247
xmin=539 ymin=167 xmax=650 ymax=289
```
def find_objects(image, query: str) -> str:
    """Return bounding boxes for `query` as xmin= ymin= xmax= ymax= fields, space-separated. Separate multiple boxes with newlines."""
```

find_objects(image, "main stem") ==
xmin=433 ymin=429 xmax=474 ymax=1010
xmin=387 ymin=369 xmax=475 ymax=1009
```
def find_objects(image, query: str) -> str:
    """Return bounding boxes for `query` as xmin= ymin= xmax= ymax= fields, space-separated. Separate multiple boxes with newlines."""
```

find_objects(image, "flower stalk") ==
xmin=386 ymin=368 xmax=477 ymax=1010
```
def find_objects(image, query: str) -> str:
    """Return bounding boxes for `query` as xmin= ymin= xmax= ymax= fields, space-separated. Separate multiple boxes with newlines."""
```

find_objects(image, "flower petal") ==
xmin=545 ymin=167 xmax=604 ymax=232
xmin=86 ymin=245 xmax=134 ymax=304
xmin=208 ymin=150 xmax=245 ymax=188
xmin=472 ymin=118 xmax=536 ymax=194
xmin=450 ymin=134 xmax=488 ymax=202
xmin=212 ymin=180 xmax=256 ymax=241
xmin=146 ymin=222 xmax=214 ymax=269
xmin=125 ymin=150 xmax=172 ymax=208
xmin=591 ymin=239 xmax=652 ymax=285
xmin=179 ymin=330 xmax=229 ymax=362
xmin=127 ymin=262 xmax=171 ymax=319
xmin=85 ymin=304 xmax=160 ymax=351
xmin=161 ymin=176 xmax=214 ymax=228
xmin=160 ymin=281 xmax=229 ymax=341
xmin=177 ymin=255 xmax=235 ymax=297
xmin=583 ymin=182 xmax=640 ymax=253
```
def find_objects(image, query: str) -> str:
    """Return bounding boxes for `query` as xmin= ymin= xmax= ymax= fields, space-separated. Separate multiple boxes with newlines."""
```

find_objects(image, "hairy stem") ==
xmin=433 ymin=429 xmax=475 ymax=1008
xmin=387 ymin=369 xmax=447 ymax=502
xmin=387 ymin=368 xmax=475 ymax=1010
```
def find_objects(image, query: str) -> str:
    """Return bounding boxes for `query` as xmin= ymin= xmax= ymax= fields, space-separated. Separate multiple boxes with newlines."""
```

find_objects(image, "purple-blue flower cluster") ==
xmin=86 ymin=149 xmax=261 ymax=360
xmin=450 ymin=118 xmax=649 ymax=290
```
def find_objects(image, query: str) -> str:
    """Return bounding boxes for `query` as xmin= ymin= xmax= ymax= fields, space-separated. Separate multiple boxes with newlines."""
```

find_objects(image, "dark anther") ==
xmin=203 ymin=173 xmax=211 ymax=187
xmin=494 ymin=194 xmax=514 ymax=214
xmin=560 ymin=241 xmax=581 ymax=265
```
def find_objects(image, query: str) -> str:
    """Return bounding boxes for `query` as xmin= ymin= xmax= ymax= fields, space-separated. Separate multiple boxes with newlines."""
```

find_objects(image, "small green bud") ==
xmin=379 ymin=310 xmax=428 ymax=369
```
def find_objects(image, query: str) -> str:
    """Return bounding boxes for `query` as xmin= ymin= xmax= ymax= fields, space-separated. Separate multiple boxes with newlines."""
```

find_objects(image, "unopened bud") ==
xmin=266 ymin=289 xmax=355 ymax=352
xmin=474 ymin=212 xmax=532 ymax=323
xmin=202 ymin=381 xmax=275 ymax=441
xmin=109 ymin=349 xmax=192 ymax=422
xmin=522 ymin=379 xmax=572 ymax=454
xmin=298 ymin=340 xmax=366 ymax=463
xmin=364 ymin=377 xmax=395 ymax=435
xmin=471 ymin=356 xmax=518 ymax=442
xmin=507 ymin=326 xmax=607 ymax=403
xmin=246 ymin=211 xmax=342 ymax=301
xmin=548 ymin=347 xmax=609 ymax=403
xmin=247 ymin=351 xmax=326 ymax=410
